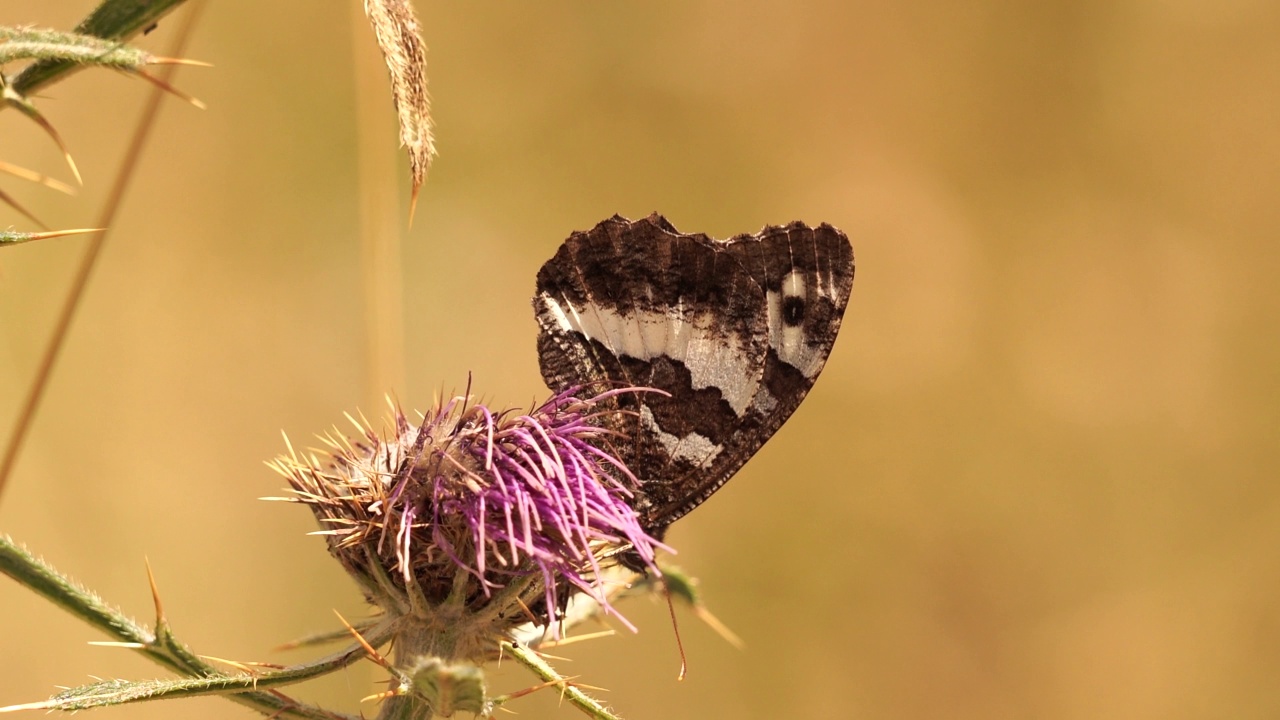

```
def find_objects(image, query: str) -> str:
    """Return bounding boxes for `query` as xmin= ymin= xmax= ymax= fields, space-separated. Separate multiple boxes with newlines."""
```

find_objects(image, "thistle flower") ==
xmin=269 ymin=386 xmax=668 ymax=663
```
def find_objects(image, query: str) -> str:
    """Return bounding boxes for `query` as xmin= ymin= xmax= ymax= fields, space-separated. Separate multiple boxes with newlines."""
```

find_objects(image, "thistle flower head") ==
xmin=270 ymin=386 xmax=667 ymax=658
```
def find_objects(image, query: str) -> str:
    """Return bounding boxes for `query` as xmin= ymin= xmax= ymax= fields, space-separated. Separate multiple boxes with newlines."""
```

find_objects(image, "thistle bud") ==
xmin=270 ymin=387 xmax=667 ymax=662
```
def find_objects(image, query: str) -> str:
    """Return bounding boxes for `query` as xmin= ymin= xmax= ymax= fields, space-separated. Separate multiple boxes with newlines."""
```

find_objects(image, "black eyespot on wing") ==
xmin=782 ymin=295 xmax=806 ymax=326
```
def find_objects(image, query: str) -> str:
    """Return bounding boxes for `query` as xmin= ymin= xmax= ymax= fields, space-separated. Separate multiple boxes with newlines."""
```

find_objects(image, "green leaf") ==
xmin=10 ymin=0 xmax=191 ymax=94
xmin=0 ymin=26 xmax=156 ymax=68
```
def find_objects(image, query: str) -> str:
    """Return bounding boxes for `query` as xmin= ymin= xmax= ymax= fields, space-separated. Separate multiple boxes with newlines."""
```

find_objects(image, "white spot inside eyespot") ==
xmin=782 ymin=269 xmax=806 ymax=301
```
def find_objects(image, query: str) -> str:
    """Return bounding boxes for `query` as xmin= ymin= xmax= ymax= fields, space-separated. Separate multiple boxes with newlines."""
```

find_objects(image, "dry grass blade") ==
xmin=362 ymin=0 xmax=436 ymax=220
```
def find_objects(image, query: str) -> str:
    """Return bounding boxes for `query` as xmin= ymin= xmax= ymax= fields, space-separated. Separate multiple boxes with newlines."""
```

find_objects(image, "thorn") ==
xmin=145 ymin=557 xmax=166 ymax=628
xmin=513 ymin=596 xmax=540 ymax=626
xmin=564 ymin=680 xmax=608 ymax=693
xmin=0 ymin=699 xmax=58 ymax=713
xmin=281 ymin=430 xmax=298 ymax=461
xmin=356 ymin=407 xmax=376 ymax=435
xmin=149 ymin=56 xmax=214 ymax=68
xmin=360 ymin=689 xmax=400 ymax=703
xmin=692 ymin=605 xmax=745 ymax=650
xmin=266 ymin=688 xmax=301 ymax=706
xmin=334 ymin=609 xmax=392 ymax=670
xmin=133 ymin=69 xmax=207 ymax=110
xmin=3 ymin=90 xmax=83 ymax=185
xmin=528 ymin=648 xmax=572 ymax=662
xmin=501 ymin=676 xmax=580 ymax=703
xmin=259 ymin=688 xmax=309 ymax=716
xmin=199 ymin=654 xmax=277 ymax=675
xmin=534 ymin=629 xmax=615 ymax=648
xmin=87 ymin=641 xmax=146 ymax=648
xmin=273 ymin=640 xmax=302 ymax=652
xmin=0 ymin=160 xmax=76 ymax=194
xmin=22 ymin=228 xmax=104 ymax=241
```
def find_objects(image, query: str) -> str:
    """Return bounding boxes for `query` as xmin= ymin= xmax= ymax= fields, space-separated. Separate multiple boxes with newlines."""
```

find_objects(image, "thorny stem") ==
xmin=0 ymin=2 xmax=202 ymax=500
xmin=502 ymin=641 xmax=620 ymax=720
xmin=9 ymin=0 xmax=191 ymax=96
xmin=0 ymin=534 xmax=385 ymax=718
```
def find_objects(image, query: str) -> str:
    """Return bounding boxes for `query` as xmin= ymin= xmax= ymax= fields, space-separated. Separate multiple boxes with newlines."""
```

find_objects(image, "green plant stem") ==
xmin=0 ymin=534 xmax=157 ymax=649
xmin=501 ymin=640 xmax=621 ymax=720
xmin=0 ymin=534 xmax=386 ymax=718
xmin=10 ymin=0 xmax=189 ymax=95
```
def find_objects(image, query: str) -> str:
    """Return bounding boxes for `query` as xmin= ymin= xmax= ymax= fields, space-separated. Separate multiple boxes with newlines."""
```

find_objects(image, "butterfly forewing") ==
xmin=534 ymin=214 xmax=853 ymax=533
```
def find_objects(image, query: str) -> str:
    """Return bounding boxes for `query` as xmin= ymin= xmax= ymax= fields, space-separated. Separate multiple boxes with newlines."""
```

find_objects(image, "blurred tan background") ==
xmin=2 ymin=2 xmax=1279 ymax=719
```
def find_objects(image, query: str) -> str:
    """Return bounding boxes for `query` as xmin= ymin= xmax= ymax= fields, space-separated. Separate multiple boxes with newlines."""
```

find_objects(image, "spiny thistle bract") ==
xmin=270 ymin=386 xmax=669 ymax=664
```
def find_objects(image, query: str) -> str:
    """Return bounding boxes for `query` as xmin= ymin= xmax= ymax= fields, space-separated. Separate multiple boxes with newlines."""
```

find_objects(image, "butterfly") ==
xmin=533 ymin=213 xmax=854 ymax=558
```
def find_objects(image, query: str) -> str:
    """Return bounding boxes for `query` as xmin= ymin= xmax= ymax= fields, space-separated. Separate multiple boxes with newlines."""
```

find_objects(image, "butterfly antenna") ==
xmin=662 ymin=577 xmax=689 ymax=681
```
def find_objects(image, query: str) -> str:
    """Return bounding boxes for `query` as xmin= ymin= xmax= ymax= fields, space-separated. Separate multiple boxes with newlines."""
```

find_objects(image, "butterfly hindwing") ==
xmin=534 ymin=214 xmax=854 ymax=532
